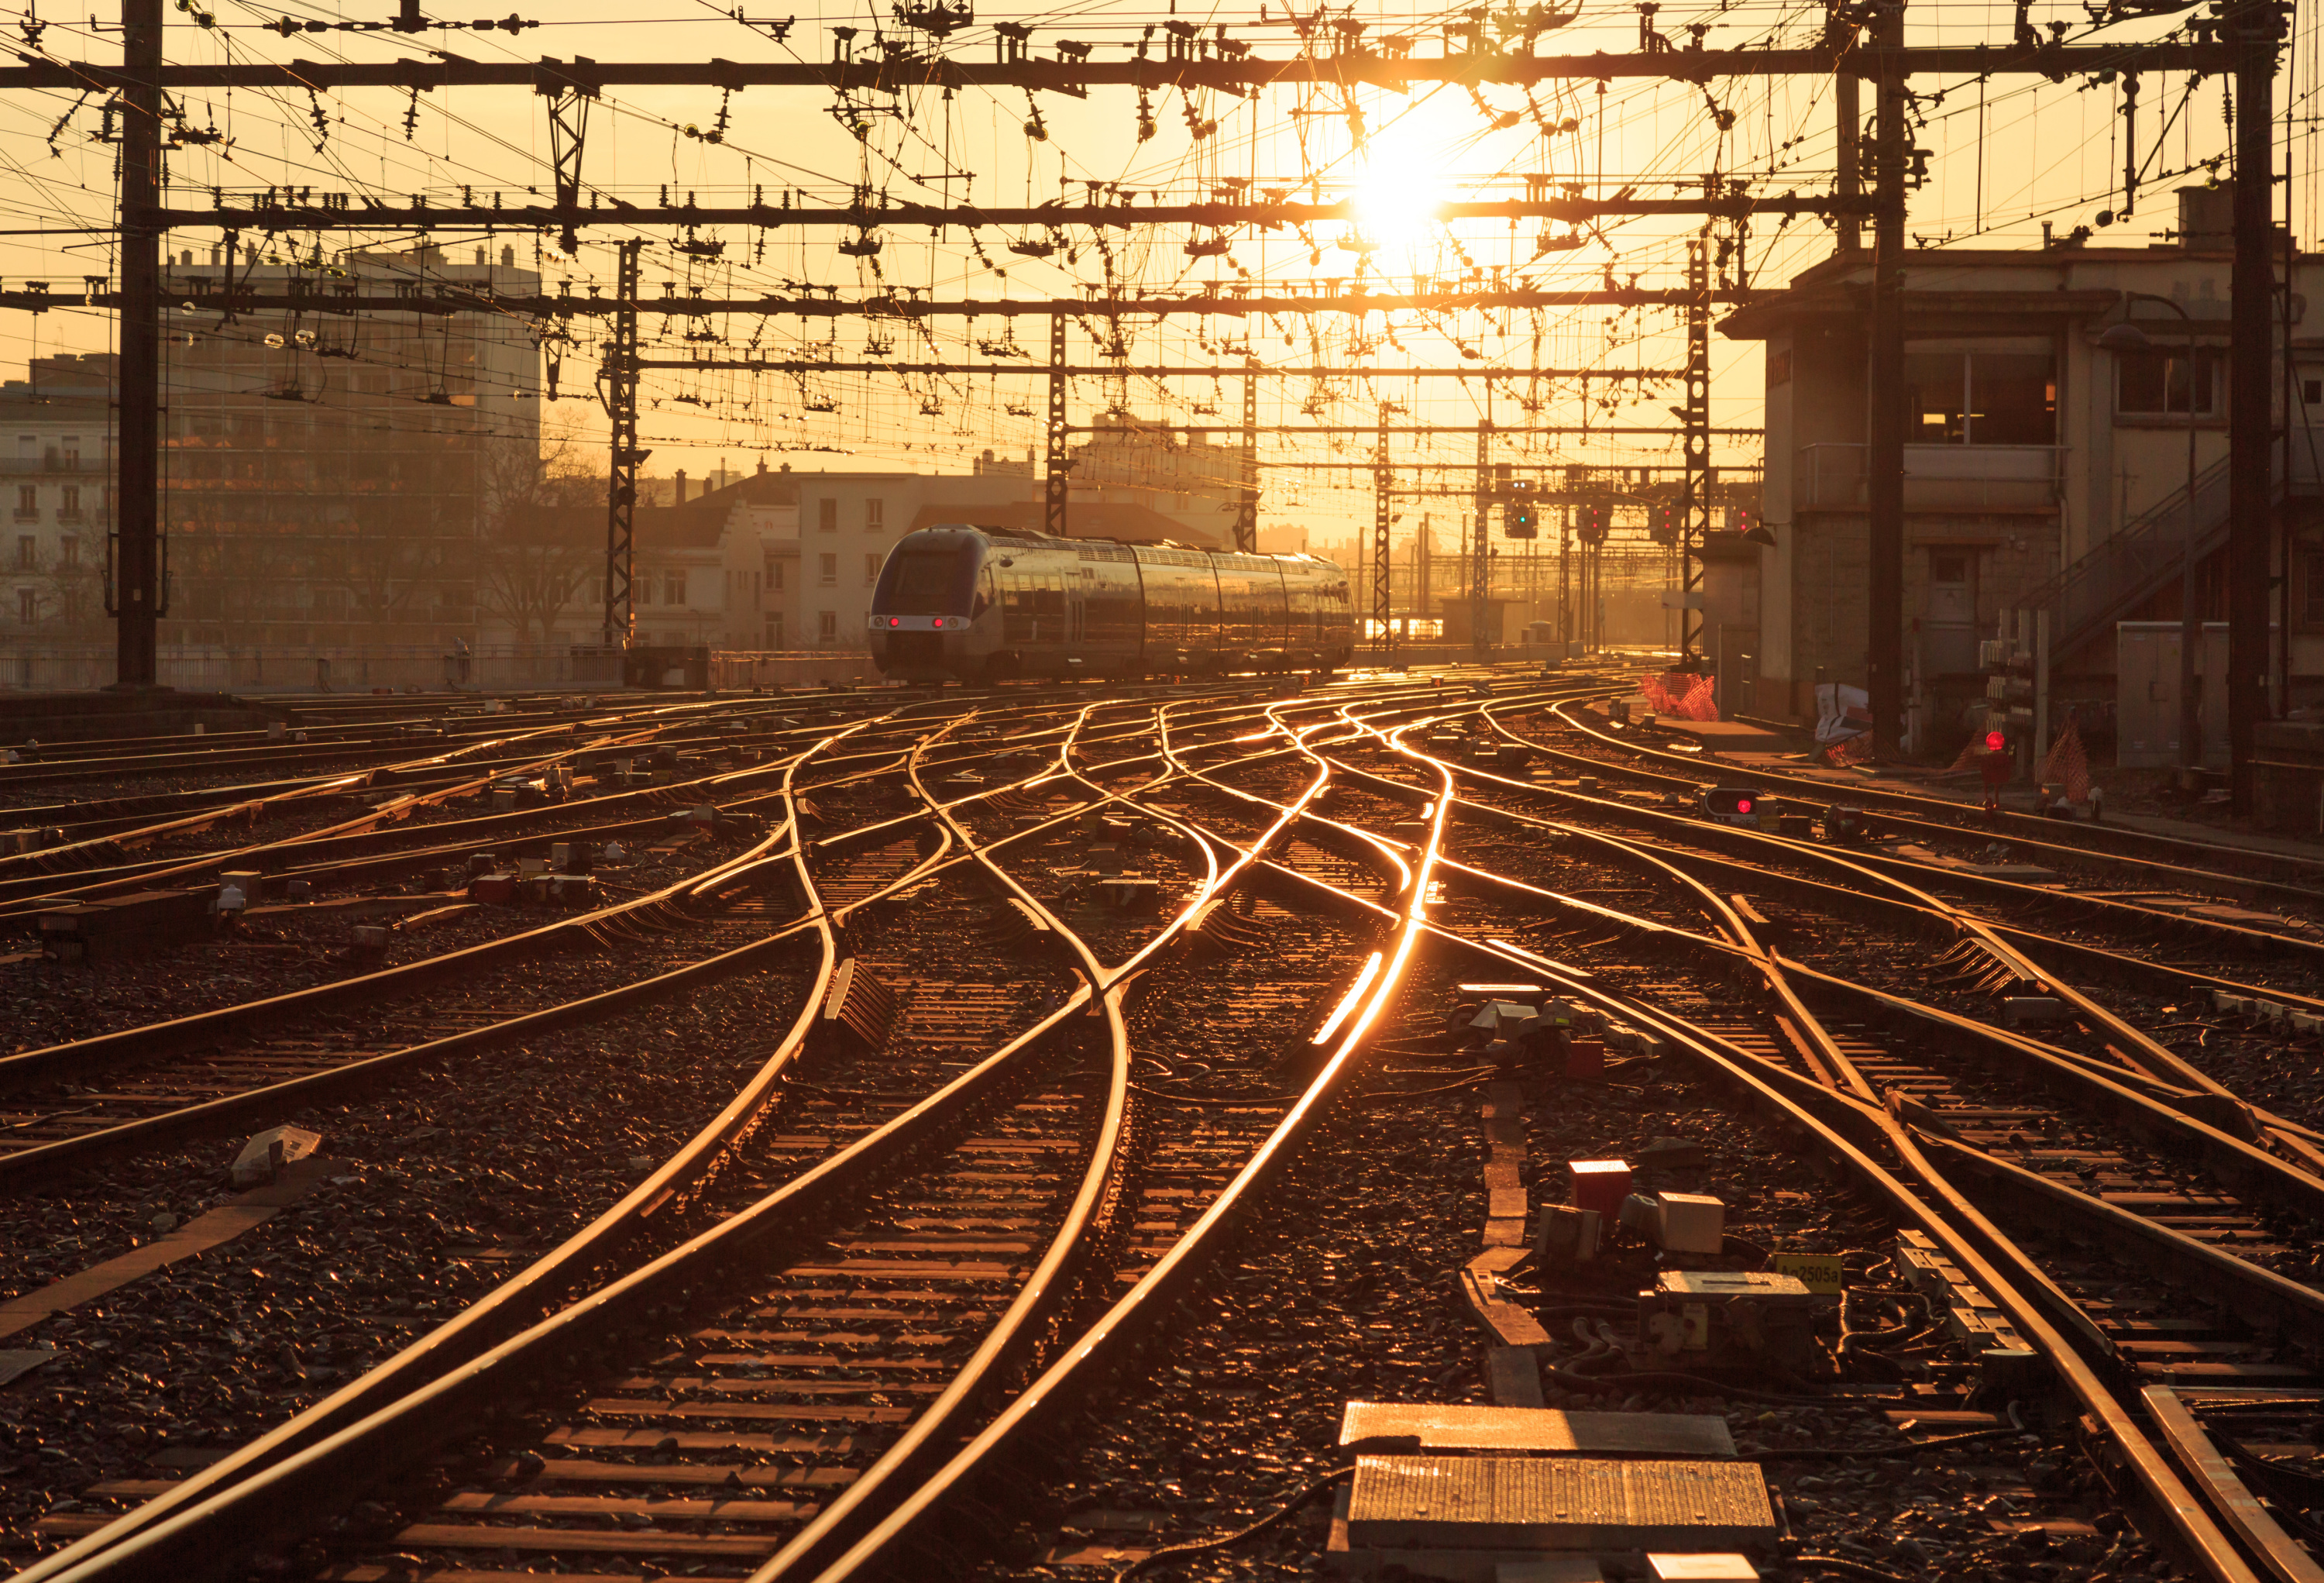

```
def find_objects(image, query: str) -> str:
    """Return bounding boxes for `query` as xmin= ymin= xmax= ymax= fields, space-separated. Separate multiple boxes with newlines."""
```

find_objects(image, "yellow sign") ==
xmin=1772 ymin=1252 xmax=1845 ymax=1296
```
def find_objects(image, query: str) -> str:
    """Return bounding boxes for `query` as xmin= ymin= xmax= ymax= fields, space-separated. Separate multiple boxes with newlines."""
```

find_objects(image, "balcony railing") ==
xmin=1796 ymin=443 xmax=2067 ymax=513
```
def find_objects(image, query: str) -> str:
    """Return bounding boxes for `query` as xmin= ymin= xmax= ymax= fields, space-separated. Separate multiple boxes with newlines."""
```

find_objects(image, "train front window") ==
xmin=874 ymin=547 xmax=973 ymax=613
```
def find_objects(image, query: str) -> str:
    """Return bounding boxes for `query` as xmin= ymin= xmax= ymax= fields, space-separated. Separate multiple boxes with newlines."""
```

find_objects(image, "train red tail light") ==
xmin=888 ymin=617 xmax=901 ymax=627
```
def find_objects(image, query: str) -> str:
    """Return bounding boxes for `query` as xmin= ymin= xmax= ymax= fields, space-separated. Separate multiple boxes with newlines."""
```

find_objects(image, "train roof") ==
xmin=914 ymin=523 xmax=1336 ymax=567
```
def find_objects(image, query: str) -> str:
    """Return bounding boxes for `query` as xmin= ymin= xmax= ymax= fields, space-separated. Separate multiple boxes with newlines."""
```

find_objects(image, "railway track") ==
xmin=15 ymin=665 xmax=2324 ymax=1583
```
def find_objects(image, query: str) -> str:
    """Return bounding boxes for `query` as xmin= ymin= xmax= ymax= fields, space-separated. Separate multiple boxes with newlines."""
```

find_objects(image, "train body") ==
xmin=866 ymin=525 xmax=1357 ymax=683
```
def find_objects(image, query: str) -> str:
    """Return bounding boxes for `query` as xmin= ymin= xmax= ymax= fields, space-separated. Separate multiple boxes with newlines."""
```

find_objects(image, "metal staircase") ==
xmin=2022 ymin=455 xmax=2247 ymax=667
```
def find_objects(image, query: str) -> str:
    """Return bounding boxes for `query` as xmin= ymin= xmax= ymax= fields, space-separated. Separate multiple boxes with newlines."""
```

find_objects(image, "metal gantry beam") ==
xmin=1679 ymin=234 xmax=1712 ymax=669
xmin=0 ymin=40 xmax=2232 ymax=92
xmin=1867 ymin=0 xmax=1909 ymax=756
xmin=1235 ymin=372 xmax=1258 ymax=553
xmin=600 ymin=237 xmax=644 ymax=649
xmin=1044 ymin=315 xmax=1068 ymax=539
xmin=2227 ymin=0 xmax=2281 ymax=814
xmin=1471 ymin=419 xmax=1492 ymax=658
xmin=1373 ymin=404 xmax=1392 ymax=659
xmin=635 ymin=361 xmax=1683 ymax=379
xmin=157 ymin=194 xmax=1875 ymax=230
xmin=541 ymin=77 xmax=596 ymax=256
xmin=108 ymin=0 xmax=164 ymax=689
xmin=42 ymin=22 xmax=2266 ymax=695
xmin=15 ymin=284 xmax=1758 ymax=317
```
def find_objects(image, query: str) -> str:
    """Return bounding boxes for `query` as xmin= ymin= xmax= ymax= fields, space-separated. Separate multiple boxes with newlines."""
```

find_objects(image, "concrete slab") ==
xmin=1346 ymin=1455 xmax=1772 ymax=1550
xmin=1655 ymin=718 xmax=1793 ymax=754
xmin=1325 ymin=1486 xmax=1607 ymax=1582
xmin=1341 ymin=1403 xmax=1736 ymax=1459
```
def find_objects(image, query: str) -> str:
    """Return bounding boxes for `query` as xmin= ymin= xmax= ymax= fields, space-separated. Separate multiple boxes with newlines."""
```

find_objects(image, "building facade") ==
xmin=1067 ymin=413 xmax=1252 ymax=545
xmin=2 ymin=355 xmax=114 ymax=643
xmin=156 ymin=243 xmax=541 ymax=648
xmin=1722 ymin=184 xmax=2324 ymax=751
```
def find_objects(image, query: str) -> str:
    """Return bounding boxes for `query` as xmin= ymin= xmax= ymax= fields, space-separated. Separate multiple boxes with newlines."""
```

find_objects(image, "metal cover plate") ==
xmin=1340 ymin=1403 xmax=1735 ymax=1458
xmin=1346 ymin=1455 xmax=1773 ymax=1550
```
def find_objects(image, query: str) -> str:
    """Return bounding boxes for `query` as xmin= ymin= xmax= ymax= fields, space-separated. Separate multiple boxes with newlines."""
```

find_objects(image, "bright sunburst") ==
xmin=1349 ymin=146 xmax=1447 ymax=261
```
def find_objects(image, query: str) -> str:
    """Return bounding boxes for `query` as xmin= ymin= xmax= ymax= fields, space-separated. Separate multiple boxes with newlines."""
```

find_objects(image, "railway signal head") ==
xmin=1505 ymin=499 xmax=1538 ymax=539
xmin=1701 ymin=786 xmax=1770 ymax=828
xmin=1576 ymin=501 xmax=1608 ymax=544
xmin=1985 ymin=729 xmax=2007 ymax=752
xmin=1649 ymin=498 xmax=1679 ymax=545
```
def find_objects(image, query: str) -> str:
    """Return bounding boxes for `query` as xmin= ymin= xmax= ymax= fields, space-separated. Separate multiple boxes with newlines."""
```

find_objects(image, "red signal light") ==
xmin=1985 ymin=730 xmax=2006 ymax=752
xmin=932 ymin=617 xmax=944 ymax=628
xmin=1737 ymin=799 xmax=1752 ymax=814
xmin=889 ymin=617 xmax=901 ymax=627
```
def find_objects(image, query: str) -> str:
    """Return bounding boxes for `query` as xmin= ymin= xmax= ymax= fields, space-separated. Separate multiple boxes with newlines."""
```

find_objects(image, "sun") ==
xmin=1350 ymin=146 xmax=1447 ymax=260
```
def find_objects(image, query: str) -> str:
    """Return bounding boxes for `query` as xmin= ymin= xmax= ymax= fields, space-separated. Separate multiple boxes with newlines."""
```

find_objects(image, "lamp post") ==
xmin=2099 ymin=294 xmax=2203 ymax=779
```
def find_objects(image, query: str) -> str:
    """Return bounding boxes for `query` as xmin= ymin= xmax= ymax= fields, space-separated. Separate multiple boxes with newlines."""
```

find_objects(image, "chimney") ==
xmin=500 ymin=243 xmax=515 ymax=267
xmin=675 ymin=470 xmax=688 ymax=503
xmin=757 ymin=457 xmax=768 ymax=475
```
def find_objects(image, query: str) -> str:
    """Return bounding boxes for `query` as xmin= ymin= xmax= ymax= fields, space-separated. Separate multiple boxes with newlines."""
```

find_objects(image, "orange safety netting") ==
xmin=1639 ymin=671 xmax=1719 ymax=721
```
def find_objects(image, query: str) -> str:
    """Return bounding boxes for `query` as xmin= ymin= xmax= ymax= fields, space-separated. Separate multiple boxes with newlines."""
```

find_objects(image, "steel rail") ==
xmin=799 ymin=697 xmax=1431 ymax=1581
xmin=1322 ymin=725 xmax=2324 ymax=1196
xmin=1459 ymin=714 xmax=2324 ymax=1170
xmin=41 ymin=693 xmax=1315 ymax=1581
xmin=0 ymin=704 xmax=902 ymax=1086
xmin=1297 ymin=722 xmax=2274 ymax=1581
xmin=1497 ymin=708 xmax=2324 ymax=959
xmin=734 ymin=700 xmax=1162 ymax=1578
xmin=1542 ymin=694 xmax=2324 ymax=896
xmin=15 ymin=688 xmax=1147 ymax=1575
xmin=1212 ymin=701 xmax=2309 ymax=1578
xmin=12 ymin=714 xmax=858 ymax=1583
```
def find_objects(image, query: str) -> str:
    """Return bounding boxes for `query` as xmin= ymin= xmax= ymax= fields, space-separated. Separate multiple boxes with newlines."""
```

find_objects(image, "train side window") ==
xmin=974 ymin=566 xmax=994 ymax=618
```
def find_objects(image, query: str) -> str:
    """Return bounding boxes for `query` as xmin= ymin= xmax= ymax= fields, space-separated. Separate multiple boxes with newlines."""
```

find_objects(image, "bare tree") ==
xmin=476 ymin=432 xmax=603 ymax=645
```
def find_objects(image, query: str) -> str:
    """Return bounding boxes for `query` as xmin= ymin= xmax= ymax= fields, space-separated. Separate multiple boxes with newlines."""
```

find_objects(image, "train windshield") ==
xmin=873 ymin=545 xmax=977 ymax=614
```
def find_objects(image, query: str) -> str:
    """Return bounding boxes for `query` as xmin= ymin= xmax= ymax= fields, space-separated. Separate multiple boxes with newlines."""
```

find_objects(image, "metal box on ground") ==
xmin=40 ymin=889 xmax=214 ymax=962
xmin=1638 ymin=1270 xmax=1818 ymax=1372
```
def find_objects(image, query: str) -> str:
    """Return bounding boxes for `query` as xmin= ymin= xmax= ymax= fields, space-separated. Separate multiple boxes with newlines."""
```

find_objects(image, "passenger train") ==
xmin=866 ymin=525 xmax=1356 ymax=683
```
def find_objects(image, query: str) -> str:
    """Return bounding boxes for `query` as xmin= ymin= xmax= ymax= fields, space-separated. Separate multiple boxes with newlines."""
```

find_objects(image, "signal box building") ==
xmin=1721 ymin=184 xmax=2324 ymax=756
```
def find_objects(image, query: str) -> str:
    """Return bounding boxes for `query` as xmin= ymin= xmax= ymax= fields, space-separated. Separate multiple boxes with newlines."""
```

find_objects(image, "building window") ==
xmin=818 ymin=498 xmax=838 ymax=533
xmin=865 ymin=497 xmax=884 ymax=532
xmin=818 ymin=610 xmax=837 ymax=644
xmin=2305 ymin=550 xmax=2324 ymax=627
xmin=768 ymin=562 xmax=785 ymax=591
xmin=1906 ymin=349 xmax=2057 ymax=444
xmin=14 ymin=487 xmax=35 ymax=523
xmin=819 ymin=552 xmax=837 ymax=586
xmin=15 ymin=535 xmax=32 ymax=570
xmin=765 ymin=616 xmax=783 ymax=648
xmin=59 ymin=537 xmax=76 ymax=568
xmin=2118 ymin=345 xmax=2222 ymax=418
xmin=15 ymin=588 xmax=33 ymax=623
xmin=637 ymin=576 xmax=654 ymax=607
xmin=60 ymin=438 xmax=79 ymax=470
xmin=663 ymin=572 xmax=686 ymax=606
xmin=2305 ymin=378 xmax=2322 ymax=406
xmin=864 ymin=552 xmax=881 ymax=586
xmin=57 ymin=485 xmax=79 ymax=520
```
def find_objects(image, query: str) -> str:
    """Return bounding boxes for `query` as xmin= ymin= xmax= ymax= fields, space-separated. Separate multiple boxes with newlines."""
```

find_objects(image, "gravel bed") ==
xmin=0 ymin=935 xmax=823 ymax=1564
xmin=970 ymin=958 xmax=2185 ymax=1582
xmin=0 ymin=823 xmax=770 ymax=1055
